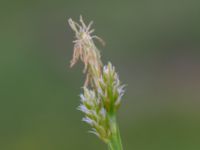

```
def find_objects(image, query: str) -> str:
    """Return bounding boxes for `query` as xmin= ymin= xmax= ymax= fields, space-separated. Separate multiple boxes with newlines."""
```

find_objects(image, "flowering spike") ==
xmin=69 ymin=17 xmax=125 ymax=150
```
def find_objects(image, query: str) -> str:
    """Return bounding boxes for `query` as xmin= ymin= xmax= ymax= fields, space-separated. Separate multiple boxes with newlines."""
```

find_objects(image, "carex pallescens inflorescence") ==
xmin=69 ymin=16 xmax=125 ymax=150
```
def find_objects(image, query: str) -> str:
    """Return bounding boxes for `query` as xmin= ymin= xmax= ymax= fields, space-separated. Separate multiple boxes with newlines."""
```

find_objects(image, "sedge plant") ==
xmin=68 ymin=16 xmax=125 ymax=150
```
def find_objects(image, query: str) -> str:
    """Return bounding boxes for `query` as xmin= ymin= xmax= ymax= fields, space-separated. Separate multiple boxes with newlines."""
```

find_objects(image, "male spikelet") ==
xmin=69 ymin=16 xmax=125 ymax=150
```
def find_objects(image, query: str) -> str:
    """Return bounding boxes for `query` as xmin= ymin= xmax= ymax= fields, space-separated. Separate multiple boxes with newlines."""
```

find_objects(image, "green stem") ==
xmin=107 ymin=115 xmax=123 ymax=150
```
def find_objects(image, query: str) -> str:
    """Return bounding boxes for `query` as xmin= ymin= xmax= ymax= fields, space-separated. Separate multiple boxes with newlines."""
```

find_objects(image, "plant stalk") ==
xmin=107 ymin=115 xmax=123 ymax=150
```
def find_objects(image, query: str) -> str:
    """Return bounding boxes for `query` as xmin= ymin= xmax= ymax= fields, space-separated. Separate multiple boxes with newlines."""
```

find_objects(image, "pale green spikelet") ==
xmin=78 ymin=87 xmax=111 ymax=143
xmin=96 ymin=62 xmax=125 ymax=114
xmin=69 ymin=16 xmax=125 ymax=150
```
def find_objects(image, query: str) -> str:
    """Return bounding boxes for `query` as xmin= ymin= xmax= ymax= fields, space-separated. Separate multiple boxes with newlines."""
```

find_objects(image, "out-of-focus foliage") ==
xmin=0 ymin=0 xmax=200 ymax=150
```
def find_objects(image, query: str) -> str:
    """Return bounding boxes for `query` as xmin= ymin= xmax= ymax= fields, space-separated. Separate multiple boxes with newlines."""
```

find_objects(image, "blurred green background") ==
xmin=1 ymin=0 xmax=200 ymax=150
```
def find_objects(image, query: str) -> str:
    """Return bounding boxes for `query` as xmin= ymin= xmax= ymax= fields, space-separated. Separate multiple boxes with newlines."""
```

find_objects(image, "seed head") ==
xmin=79 ymin=87 xmax=111 ymax=143
xmin=69 ymin=17 xmax=126 ymax=144
xmin=68 ymin=16 xmax=105 ymax=86
xmin=95 ymin=62 xmax=126 ymax=113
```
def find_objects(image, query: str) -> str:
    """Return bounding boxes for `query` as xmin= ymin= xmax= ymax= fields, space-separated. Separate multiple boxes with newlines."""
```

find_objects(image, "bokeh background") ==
xmin=1 ymin=0 xmax=200 ymax=150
